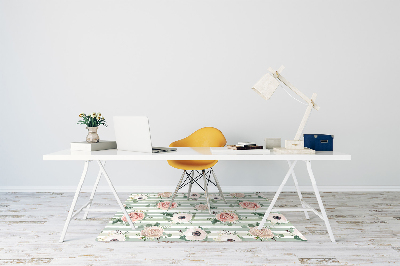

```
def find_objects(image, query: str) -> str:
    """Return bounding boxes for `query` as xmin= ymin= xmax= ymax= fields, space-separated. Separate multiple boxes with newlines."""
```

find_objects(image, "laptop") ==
xmin=113 ymin=116 xmax=177 ymax=153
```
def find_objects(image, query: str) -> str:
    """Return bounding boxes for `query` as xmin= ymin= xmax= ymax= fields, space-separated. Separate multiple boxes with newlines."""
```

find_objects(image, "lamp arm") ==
xmin=273 ymin=72 xmax=320 ymax=111
xmin=294 ymin=93 xmax=317 ymax=140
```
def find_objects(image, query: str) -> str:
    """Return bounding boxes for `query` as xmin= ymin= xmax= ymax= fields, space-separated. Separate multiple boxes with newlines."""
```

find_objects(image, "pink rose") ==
xmin=249 ymin=227 xmax=274 ymax=239
xmin=122 ymin=212 xmax=145 ymax=222
xmin=230 ymin=193 xmax=245 ymax=198
xmin=140 ymin=226 xmax=164 ymax=238
xmin=239 ymin=201 xmax=261 ymax=210
xmin=195 ymin=204 xmax=208 ymax=211
xmin=216 ymin=212 xmax=239 ymax=223
xmin=158 ymin=192 xmax=172 ymax=198
xmin=157 ymin=201 xmax=177 ymax=210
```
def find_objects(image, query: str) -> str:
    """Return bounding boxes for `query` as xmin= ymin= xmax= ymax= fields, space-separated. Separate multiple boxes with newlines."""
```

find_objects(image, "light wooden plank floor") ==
xmin=0 ymin=192 xmax=399 ymax=265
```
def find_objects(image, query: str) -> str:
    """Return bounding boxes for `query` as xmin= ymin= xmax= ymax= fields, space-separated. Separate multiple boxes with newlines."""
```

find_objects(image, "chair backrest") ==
xmin=170 ymin=127 xmax=226 ymax=148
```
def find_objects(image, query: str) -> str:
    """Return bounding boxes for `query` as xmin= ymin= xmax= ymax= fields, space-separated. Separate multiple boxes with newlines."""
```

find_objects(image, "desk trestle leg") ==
xmin=83 ymin=161 xmax=105 ymax=219
xmin=258 ymin=160 xmax=297 ymax=230
xmin=288 ymin=160 xmax=310 ymax=220
xmin=59 ymin=161 xmax=90 ymax=243
xmin=258 ymin=160 xmax=335 ymax=243
xmin=306 ymin=160 xmax=335 ymax=242
xmin=96 ymin=160 xmax=136 ymax=231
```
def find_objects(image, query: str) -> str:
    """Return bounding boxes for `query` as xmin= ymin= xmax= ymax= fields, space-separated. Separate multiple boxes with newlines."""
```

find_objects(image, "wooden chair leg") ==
xmin=203 ymin=169 xmax=211 ymax=214
xmin=168 ymin=170 xmax=186 ymax=211
xmin=188 ymin=170 xmax=194 ymax=200
xmin=211 ymin=168 xmax=227 ymax=204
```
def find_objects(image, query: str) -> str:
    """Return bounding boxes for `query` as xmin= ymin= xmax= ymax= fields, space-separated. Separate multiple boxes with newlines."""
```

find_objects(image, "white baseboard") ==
xmin=1 ymin=186 xmax=400 ymax=193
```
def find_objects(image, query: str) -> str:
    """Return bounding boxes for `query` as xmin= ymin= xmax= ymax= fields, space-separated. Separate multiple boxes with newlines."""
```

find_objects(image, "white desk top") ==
xmin=43 ymin=147 xmax=351 ymax=161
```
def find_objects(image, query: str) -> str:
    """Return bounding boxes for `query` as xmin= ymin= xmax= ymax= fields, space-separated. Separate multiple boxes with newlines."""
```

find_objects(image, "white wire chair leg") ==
xmin=203 ymin=170 xmax=212 ymax=214
xmin=306 ymin=160 xmax=336 ymax=242
xmin=83 ymin=161 xmax=105 ymax=219
xmin=211 ymin=168 xmax=227 ymax=204
xmin=187 ymin=170 xmax=194 ymax=200
xmin=168 ymin=170 xmax=186 ymax=211
xmin=258 ymin=160 xmax=297 ymax=229
xmin=59 ymin=160 xmax=89 ymax=242
xmin=287 ymin=160 xmax=309 ymax=220
xmin=97 ymin=160 xmax=135 ymax=231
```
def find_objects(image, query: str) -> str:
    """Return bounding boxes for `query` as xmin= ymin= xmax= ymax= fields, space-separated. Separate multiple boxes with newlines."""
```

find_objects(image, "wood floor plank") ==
xmin=0 ymin=192 xmax=399 ymax=265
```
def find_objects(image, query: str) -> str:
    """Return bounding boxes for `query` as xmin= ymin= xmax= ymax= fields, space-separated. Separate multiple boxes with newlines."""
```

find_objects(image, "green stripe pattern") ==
xmin=96 ymin=192 xmax=307 ymax=242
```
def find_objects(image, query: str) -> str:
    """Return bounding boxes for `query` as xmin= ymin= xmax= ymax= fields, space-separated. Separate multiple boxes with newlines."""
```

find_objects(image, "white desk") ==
xmin=43 ymin=148 xmax=351 ymax=242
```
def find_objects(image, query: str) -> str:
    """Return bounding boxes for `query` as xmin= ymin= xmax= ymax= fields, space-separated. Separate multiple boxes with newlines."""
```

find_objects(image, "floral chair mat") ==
xmin=97 ymin=192 xmax=307 ymax=242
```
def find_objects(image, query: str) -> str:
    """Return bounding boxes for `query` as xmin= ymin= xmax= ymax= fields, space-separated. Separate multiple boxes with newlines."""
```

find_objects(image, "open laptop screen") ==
xmin=114 ymin=116 xmax=153 ymax=153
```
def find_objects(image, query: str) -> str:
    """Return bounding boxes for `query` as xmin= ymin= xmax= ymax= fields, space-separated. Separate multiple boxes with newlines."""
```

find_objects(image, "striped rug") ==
xmin=96 ymin=192 xmax=307 ymax=242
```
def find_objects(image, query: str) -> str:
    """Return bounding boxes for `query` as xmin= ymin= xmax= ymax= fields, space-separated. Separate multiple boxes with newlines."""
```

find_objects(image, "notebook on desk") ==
xmin=113 ymin=116 xmax=176 ymax=153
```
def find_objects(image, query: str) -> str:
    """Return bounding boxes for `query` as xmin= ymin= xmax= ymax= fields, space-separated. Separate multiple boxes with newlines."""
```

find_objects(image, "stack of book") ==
xmin=70 ymin=140 xmax=117 ymax=151
xmin=211 ymin=142 xmax=270 ymax=155
xmin=227 ymin=142 xmax=263 ymax=150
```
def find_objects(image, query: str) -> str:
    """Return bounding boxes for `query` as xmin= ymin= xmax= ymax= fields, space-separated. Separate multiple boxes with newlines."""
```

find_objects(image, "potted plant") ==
xmin=77 ymin=112 xmax=107 ymax=143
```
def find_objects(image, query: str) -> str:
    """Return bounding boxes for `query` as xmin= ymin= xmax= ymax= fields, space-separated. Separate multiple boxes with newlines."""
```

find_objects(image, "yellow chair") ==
xmin=167 ymin=127 xmax=227 ymax=213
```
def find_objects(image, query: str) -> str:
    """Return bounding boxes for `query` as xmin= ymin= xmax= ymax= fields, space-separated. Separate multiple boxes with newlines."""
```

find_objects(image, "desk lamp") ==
xmin=252 ymin=66 xmax=319 ymax=154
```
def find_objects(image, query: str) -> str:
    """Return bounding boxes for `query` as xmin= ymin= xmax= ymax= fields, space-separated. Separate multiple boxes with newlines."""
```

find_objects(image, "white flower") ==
xmin=210 ymin=194 xmax=223 ymax=200
xmin=189 ymin=193 xmax=201 ymax=199
xmin=91 ymin=112 xmax=96 ymax=118
xmin=130 ymin=194 xmax=148 ymax=200
xmin=171 ymin=213 xmax=193 ymax=223
xmin=256 ymin=192 xmax=268 ymax=198
xmin=213 ymin=231 xmax=242 ymax=242
xmin=97 ymin=230 xmax=127 ymax=241
xmin=184 ymin=227 xmax=207 ymax=241
xmin=268 ymin=213 xmax=288 ymax=224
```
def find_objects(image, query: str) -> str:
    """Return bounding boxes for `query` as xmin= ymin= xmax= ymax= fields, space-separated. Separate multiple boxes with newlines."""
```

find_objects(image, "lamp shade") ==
xmin=251 ymin=73 xmax=280 ymax=101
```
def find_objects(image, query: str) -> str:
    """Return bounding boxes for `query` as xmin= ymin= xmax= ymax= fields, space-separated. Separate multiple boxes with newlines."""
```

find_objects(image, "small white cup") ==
xmin=265 ymin=138 xmax=281 ymax=149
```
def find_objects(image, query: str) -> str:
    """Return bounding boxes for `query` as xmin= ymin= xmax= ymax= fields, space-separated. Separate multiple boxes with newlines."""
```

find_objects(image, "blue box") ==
xmin=304 ymin=134 xmax=334 ymax=151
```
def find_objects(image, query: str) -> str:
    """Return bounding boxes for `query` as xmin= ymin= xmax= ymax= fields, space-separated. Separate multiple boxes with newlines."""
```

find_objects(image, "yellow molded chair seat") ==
xmin=167 ymin=127 xmax=226 ymax=170
xmin=167 ymin=127 xmax=227 ymax=214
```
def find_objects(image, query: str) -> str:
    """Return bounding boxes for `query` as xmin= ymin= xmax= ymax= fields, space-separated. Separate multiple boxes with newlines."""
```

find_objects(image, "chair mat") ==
xmin=96 ymin=192 xmax=307 ymax=242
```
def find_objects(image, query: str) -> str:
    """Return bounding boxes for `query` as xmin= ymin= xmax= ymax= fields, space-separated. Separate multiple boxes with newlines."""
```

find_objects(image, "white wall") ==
xmin=1 ymin=0 xmax=399 ymax=190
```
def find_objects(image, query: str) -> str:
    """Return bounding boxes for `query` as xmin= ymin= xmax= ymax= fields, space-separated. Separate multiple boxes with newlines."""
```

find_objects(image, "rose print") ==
xmin=121 ymin=212 xmax=145 ymax=222
xmin=216 ymin=212 xmax=239 ymax=223
xmin=140 ymin=226 xmax=164 ymax=238
xmin=249 ymin=227 xmax=274 ymax=239
xmin=239 ymin=201 xmax=261 ymax=210
xmin=157 ymin=201 xmax=177 ymax=210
